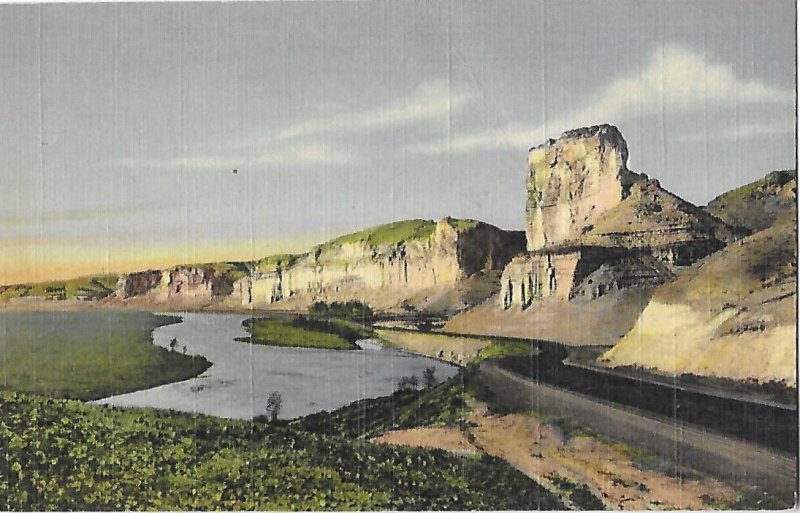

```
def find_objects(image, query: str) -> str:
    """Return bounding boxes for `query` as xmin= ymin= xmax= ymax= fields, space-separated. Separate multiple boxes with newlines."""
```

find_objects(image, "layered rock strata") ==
xmin=243 ymin=218 xmax=525 ymax=310
xmin=501 ymin=124 xmax=734 ymax=310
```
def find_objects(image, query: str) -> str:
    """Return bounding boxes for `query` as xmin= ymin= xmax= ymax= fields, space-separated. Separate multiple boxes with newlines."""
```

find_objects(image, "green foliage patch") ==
xmin=319 ymin=219 xmax=437 ymax=251
xmin=0 ymin=391 xmax=564 ymax=510
xmin=474 ymin=340 xmax=538 ymax=362
xmin=0 ymin=311 xmax=211 ymax=401
xmin=240 ymin=317 xmax=373 ymax=350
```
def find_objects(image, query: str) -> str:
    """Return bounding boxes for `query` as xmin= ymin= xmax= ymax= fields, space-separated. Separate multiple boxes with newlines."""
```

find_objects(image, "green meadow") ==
xmin=0 ymin=310 xmax=210 ymax=401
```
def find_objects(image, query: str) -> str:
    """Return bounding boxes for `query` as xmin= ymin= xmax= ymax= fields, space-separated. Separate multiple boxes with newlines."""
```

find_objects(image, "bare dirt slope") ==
xmin=601 ymin=219 xmax=797 ymax=385
xmin=444 ymin=287 xmax=653 ymax=346
xmin=372 ymin=396 xmax=735 ymax=510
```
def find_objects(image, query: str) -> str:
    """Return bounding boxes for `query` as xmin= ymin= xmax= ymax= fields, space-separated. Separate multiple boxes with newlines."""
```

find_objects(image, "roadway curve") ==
xmin=478 ymin=361 xmax=797 ymax=500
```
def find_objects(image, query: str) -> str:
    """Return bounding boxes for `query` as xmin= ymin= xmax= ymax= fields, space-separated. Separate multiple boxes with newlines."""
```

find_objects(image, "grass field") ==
xmin=241 ymin=317 xmax=372 ymax=350
xmin=0 ymin=311 xmax=211 ymax=400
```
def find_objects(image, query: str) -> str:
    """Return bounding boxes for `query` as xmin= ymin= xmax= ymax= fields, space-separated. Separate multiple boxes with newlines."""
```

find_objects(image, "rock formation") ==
xmin=525 ymin=125 xmax=640 ymax=250
xmin=241 ymin=218 xmax=525 ymax=312
xmin=500 ymin=124 xmax=735 ymax=310
xmin=105 ymin=218 xmax=524 ymax=314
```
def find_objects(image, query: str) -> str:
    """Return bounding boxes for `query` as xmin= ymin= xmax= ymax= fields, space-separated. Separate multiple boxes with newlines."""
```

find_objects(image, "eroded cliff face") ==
xmin=525 ymin=125 xmax=641 ymax=251
xmin=114 ymin=265 xmax=246 ymax=307
xmin=499 ymin=247 xmax=671 ymax=309
xmin=500 ymin=125 xmax=725 ymax=311
xmin=108 ymin=218 xmax=524 ymax=313
xmin=242 ymin=218 xmax=525 ymax=312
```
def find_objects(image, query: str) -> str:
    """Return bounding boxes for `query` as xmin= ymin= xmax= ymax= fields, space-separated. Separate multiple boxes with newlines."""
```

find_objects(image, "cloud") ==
xmin=409 ymin=126 xmax=532 ymax=155
xmin=117 ymin=140 xmax=357 ymax=171
xmin=266 ymin=80 xmax=474 ymax=143
xmin=416 ymin=45 xmax=795 ymax=155
xmin=118 ymin=80 xmax=473 ymax=171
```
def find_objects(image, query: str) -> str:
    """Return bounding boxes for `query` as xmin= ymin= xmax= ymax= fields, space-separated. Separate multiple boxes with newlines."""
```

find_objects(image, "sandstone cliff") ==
xmin=500 ymin=125 xmax=735 ymax=312
xmin=238 ymin=218 xmax=525 ymax=313
xmin=526 ymin=125 xmax=642 ymax=250
xmin=601 ymin=171 xmax=797 ymax=385
xmin=105 ymin=218 xmax=524 ymax=314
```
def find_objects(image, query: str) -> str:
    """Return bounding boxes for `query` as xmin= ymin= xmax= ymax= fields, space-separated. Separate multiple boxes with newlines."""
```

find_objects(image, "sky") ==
xmin=0 ymin=0 xmax=796 ymax=284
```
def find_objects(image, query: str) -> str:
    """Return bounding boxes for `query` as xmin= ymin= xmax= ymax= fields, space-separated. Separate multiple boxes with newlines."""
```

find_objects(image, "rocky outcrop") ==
xmin=241 ymin=218 xmax=525 ymax=312
xmin=116 ymin=270 xmax=163 ymax=299
xmin=525 ymin=125 xmax=642 ymax=251
xmin=499 ymin=247 xmax=672 ymax=309
xmin=114 ymin=265 xmax=247 ymax=305
xmin=500 ymin=125 xmax=732 ymax=312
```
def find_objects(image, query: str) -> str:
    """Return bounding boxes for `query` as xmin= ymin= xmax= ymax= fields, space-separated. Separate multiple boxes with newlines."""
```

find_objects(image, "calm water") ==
xmin=93 ymin=312 xmax=457 ymax=419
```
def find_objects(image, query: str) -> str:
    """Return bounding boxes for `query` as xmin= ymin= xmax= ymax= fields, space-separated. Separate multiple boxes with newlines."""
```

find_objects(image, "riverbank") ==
xmin=0 ymin=310 xmax=210 ymax=400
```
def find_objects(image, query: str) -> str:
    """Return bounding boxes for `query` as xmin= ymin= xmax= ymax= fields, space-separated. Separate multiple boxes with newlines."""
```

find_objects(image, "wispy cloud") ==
xmin=245 ymin=80 xmax=475 ymax=146
xmin=117 ymin=140 xmax=358 ymax=171
xmin=117 ymin=80 xmax=473 ymax=172
xmin=416 ymin=45 xmax=795 ymax=155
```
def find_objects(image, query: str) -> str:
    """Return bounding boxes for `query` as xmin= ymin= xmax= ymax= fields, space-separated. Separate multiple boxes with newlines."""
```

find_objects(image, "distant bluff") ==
xmin=113 ymin=218 xmax=526 ymax=314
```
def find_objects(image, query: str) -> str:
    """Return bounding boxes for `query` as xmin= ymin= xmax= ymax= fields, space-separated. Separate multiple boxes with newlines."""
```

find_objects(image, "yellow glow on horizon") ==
xmin=0 ymin=235 xmax=321 ymax=285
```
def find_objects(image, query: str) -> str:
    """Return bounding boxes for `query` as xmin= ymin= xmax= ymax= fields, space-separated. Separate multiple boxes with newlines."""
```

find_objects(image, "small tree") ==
xmin=396 ymin=375 xmax=419 ymax=392
xmin=182 ymin=345 xmax=188 ymax=355
xmin=265 ymin=391 xmax=283 ymax=422
xmin=423 ymin=366 xmax=437 ymax=388
xmin=169 ymin=337 xmax=179 ymax=352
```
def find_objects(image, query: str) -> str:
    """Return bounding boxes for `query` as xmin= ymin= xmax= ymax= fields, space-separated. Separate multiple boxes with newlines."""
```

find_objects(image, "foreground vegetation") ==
xmin=0 ymin=390 xmax=563 ymax=510
xmin=240 ymin=317 xmax=373 ymax=350
xmin=293 ymin=367 xmax=501 ymax=439
xmin=0 ymin=311 xmax=210 ymax=401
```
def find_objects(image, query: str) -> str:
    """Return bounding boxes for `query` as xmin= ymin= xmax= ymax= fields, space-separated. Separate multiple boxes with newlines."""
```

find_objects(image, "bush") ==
xmin=396 ymin=375 xmax=419 ymax=391
xmin=308 ymin=300 xmax=374 ymax=321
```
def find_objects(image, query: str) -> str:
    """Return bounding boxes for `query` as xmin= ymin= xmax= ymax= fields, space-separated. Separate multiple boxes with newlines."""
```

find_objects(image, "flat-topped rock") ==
xmin=525 ymin=124 xmax=641 ymax=251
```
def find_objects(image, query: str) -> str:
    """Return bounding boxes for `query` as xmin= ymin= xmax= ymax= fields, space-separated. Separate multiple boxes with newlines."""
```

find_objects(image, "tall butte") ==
xmin=525 ymin=124 xmax=640 ymax=250
xmin=501 ymin=124 xmax=735 ymax=311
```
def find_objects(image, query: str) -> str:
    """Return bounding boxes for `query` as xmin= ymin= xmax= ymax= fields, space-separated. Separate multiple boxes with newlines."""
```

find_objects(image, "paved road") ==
xmin=479 ymin=361 xmax=798 ymax=500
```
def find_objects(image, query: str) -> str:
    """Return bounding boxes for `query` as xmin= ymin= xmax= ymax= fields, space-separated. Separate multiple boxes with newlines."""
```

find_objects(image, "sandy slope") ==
xmin=602 ymin=222 xmax=797 ymax=385
xmin=444 ymin=287 xmax=653 ymax=346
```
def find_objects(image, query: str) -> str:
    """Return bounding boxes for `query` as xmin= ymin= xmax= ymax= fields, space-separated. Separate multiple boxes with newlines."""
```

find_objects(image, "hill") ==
xmin=706 ymin=170 xmax=796 ymax=233
xmin=601 ymin=170 xmax=797 ymax=385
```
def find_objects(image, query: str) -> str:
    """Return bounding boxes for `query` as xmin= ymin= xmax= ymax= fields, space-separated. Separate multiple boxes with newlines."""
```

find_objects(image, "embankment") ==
xmin=478 ymin=361 xmax=797 ymax=500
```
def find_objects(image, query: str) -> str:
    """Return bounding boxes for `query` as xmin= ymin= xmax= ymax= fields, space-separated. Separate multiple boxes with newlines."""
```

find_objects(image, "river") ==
xmin=93 ymin=312 xmax=457 ymax=419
